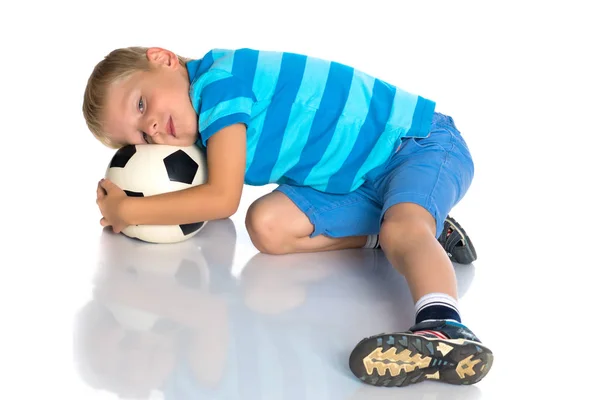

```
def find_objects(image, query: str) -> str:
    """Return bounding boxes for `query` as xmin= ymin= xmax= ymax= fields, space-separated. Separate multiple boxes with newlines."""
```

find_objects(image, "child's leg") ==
xmin=246 ymin=185 xmax=382 ymax=254
xmin=379 ymin=202 xmax=458 ymax=302
xmin=246 ymin=177 xmax=475 ymax=260
xmin=348 ymin=113 xmax=492 ymax=387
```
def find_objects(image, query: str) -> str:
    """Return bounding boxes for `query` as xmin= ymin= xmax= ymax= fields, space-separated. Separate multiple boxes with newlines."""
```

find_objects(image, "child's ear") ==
xmin=146 ymin=47 xmax=177 ymax=68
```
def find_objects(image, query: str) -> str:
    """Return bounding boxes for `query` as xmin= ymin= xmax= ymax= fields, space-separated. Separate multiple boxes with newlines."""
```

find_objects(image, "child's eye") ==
xmin=138 ymin=97 xmax=144 ymax=112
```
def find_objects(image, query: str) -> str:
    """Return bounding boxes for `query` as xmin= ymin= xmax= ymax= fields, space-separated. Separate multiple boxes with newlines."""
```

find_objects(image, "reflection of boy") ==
xmin=74 ymin=252 xmax=229 ymax=397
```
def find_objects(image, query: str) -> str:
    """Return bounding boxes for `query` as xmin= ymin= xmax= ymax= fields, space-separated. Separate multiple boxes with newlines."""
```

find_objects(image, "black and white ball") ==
xmin=105 ymin=144 xmax=208 ymax=244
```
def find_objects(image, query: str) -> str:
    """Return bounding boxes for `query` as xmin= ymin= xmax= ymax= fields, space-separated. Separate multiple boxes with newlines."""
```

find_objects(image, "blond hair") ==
xmin=82 ymin=46 xmax=190 ymax=148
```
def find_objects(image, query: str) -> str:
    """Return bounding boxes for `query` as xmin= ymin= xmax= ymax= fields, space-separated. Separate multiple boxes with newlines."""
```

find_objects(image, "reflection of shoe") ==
xmin=349 ymin=319 xmax=493 ymax=387
xmin=438 ymin=216 xmax=477 ymax=264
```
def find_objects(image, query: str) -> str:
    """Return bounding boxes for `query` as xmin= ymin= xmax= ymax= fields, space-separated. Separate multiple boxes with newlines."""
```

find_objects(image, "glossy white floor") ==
xmin=2 ymin=1 xmax=598 ymax=399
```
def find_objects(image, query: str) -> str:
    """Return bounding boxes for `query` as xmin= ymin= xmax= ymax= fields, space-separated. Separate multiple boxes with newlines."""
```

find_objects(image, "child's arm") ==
xmin=123 ymin=123 xmax=247 ymax=225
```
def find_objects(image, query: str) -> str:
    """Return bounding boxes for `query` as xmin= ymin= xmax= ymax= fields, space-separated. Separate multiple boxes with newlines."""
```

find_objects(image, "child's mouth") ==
xmin=169 ymin=117 xmax=176 ymax=138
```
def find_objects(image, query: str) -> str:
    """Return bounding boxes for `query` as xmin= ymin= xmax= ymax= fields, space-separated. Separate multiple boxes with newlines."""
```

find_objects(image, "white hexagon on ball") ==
xmin=104 ymin=144 xmax=208 ymax=244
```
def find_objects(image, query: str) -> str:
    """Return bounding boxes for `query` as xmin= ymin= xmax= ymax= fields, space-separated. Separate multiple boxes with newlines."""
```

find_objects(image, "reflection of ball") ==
xmin=105 ymin=303 xmax=159 ymax=331
xmin=105 ymin=144 xmax=208 ymax=244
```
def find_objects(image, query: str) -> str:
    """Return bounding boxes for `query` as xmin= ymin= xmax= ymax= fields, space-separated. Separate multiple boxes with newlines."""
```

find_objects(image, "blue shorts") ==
xmin=274 ymin=112 xmax=475 ymax=239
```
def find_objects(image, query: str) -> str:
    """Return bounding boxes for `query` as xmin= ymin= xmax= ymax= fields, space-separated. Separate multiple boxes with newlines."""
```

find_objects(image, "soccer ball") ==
xmin=104 ymin=144 xmax=208 ymax=243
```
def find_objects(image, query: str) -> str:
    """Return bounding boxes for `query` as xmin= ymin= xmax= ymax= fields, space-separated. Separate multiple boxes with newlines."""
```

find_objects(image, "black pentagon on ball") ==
xmin=109 ymin=145 xmax=137 ymax=168
xmin=164 ymin=150 xmax=199 ymax=184
xmin=179 ymin=221 xmax=205 ymax=235
xmin=124 ymin=190 xmax=144 ymax=197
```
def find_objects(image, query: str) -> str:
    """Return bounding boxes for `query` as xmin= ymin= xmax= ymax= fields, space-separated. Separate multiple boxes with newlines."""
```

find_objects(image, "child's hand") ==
xmin=96 ymin=178 xmax=130 ymax=233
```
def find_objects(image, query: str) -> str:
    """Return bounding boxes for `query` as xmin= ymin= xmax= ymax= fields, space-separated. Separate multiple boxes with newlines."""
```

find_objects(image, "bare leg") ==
xmin=246 ymin=191 xmax=368 ymax=254
xmin=379 ymin=202 xmax=457 ymax=302
xmin=348 ymin=202 xmax=493 ymax=387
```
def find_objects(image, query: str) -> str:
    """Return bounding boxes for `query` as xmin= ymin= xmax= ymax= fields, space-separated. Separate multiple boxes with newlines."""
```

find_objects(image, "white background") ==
xmin=1 ymin=0 xmax=598 ymax=398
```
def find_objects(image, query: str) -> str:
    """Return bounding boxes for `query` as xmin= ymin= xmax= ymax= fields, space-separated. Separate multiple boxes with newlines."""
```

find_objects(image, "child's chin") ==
xmin=174 ymin=135 xmax=197 ymax=147
xmin=184 ymin=136 xmax=199 ymax=146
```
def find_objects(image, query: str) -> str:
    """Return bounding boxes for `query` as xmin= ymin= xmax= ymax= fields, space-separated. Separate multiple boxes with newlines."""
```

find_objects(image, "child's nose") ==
xmin=146 ymin=119 xmax=159 ymax=135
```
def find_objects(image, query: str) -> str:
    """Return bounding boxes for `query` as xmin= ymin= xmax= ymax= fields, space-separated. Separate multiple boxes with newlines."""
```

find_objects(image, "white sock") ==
xmin=415 ymin=292 xmax=461 ymax=323
xmin=363 ymin=234 xmax=380 ymax=249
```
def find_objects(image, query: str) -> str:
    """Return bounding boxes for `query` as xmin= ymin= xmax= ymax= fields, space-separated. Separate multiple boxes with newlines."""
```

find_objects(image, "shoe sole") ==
xmin=445 ymin=216 xmax=478 ymax=264
xmin=349 ymin=332 xmax=493 ymax=387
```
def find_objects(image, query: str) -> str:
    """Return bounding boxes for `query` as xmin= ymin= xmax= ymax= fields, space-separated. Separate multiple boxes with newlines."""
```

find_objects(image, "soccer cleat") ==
xmin=349 ymin=319 xmax=493 ymax=387
xmin=438 ymin=216 xmax=477 ymax=264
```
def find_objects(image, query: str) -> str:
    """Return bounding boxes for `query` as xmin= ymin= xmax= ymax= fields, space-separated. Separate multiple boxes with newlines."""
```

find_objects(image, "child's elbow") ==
xmin=223 ymin=197 xmax=240 ymax=218
xmin=223 ymin=205 xmax=238 ymax=218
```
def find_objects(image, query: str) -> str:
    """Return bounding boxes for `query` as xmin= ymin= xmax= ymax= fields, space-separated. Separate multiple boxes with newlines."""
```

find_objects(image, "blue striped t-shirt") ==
xmin=186 ymin=48 xmax=436 ymax=193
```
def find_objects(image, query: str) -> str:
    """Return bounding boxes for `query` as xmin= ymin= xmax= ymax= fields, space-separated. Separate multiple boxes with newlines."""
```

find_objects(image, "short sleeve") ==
xmin=196 ymin=70 xmax=255 ymax=146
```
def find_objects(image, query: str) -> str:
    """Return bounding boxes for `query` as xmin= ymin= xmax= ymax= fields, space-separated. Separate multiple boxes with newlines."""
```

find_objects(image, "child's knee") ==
xmin=245 ymin=192 xmax=312 ymax=254
xmin=246 ymin=202 xmax=283 ymax=254
xmin=379 ymin=203 xmax=437 ymax=251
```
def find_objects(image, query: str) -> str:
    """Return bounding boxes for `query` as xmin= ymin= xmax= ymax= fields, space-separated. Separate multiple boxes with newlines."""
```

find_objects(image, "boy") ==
xmin=84 ymin=46 xmax=493 ymax=387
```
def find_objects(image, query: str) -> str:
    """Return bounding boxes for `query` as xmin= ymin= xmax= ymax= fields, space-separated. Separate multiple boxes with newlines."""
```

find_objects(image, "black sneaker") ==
xmin=438 ymin=216 xmax=477 ymax=264
xmin=349 ymin=319 xmax=493 ymax=387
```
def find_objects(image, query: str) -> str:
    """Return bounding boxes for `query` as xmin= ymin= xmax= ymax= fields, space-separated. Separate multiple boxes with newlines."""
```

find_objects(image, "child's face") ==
xmin=103 ymin=51 xmax=199 ymax=147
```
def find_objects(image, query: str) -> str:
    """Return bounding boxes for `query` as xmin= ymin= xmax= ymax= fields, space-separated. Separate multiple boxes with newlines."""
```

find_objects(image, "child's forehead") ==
xmin=107 ymin=68 xmax=166 ymax=110
xmin=107 ymin=71 xmax=149 ymax=108
xmin=113 ymin=71 xmax=145 ymax=91
xmin=107 ymin=76 xmax=136 ymax=107
xmin=103 ymin=77 xmax=141 ymax=143
xmin=114 ymin=69 xmax=166 ymax=96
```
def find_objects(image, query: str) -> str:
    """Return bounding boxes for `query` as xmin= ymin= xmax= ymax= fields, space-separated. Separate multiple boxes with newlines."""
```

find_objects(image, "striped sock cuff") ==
xmin=363 ymin=234 xmax=380 ymax=249
xmin=415 ymin=293 xmax=461 ymax=324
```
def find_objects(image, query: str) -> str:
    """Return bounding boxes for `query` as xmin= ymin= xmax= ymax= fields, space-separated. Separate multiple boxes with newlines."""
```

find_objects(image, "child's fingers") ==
xmin=100 ymin=178 xmax=116 ymax=193
xmin=96 ymin=181 xmax=106 ymax=200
